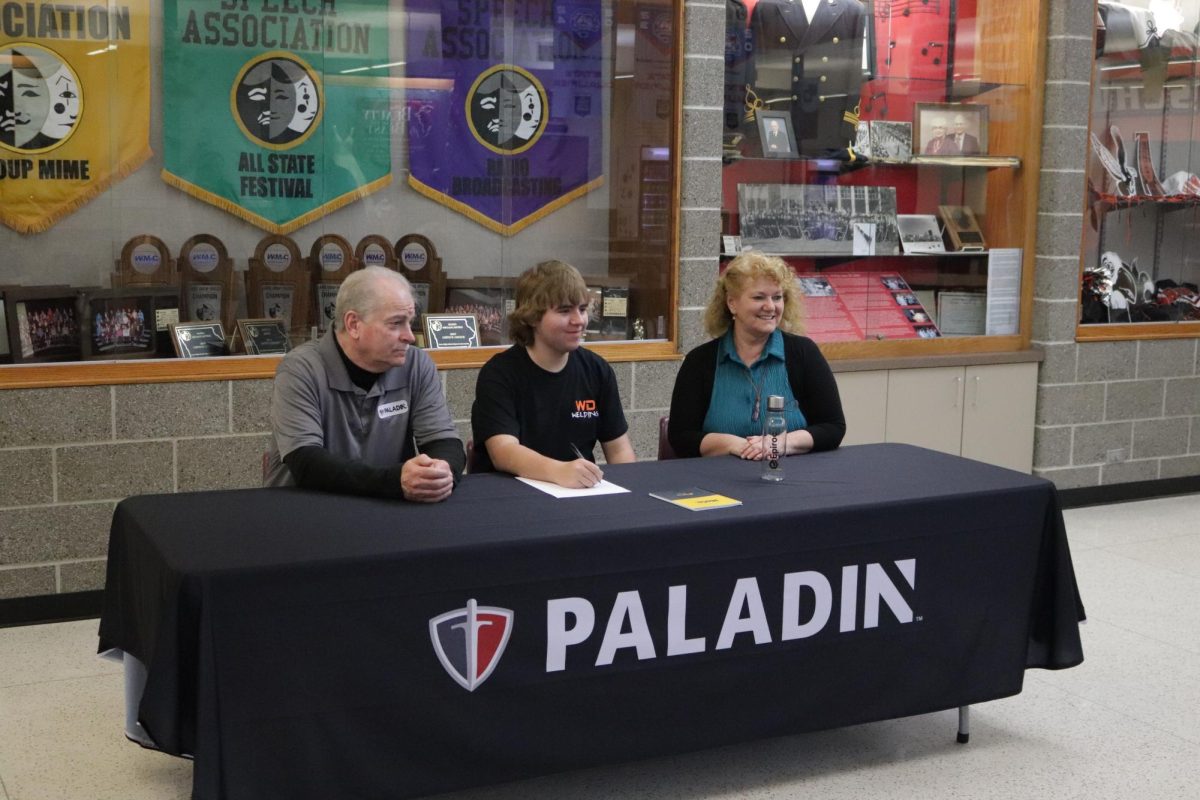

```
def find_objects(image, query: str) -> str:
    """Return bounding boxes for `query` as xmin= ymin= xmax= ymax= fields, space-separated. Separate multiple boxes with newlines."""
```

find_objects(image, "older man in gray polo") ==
xmin=265 ymin=266 xmax=464 ymax=501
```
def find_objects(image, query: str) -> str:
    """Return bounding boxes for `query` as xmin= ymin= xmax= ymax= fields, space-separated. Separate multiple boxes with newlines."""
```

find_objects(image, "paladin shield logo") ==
xmin=429 ymin=599 xmax=513 ymax=691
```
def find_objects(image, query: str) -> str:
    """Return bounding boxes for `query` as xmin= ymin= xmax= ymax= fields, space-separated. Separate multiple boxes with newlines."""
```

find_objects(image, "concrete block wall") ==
xmin=1032 ymin=0 xmax=1200 ymax=489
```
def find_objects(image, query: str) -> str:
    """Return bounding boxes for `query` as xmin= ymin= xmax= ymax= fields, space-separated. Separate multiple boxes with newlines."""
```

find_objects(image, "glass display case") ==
xmin=0 ymin=0 xmax=680 ymax=375
xmin=721 ymin=0 xmax=1044 ymax=358
xmin=1080 ymin=0 xmax=1200 ymax=339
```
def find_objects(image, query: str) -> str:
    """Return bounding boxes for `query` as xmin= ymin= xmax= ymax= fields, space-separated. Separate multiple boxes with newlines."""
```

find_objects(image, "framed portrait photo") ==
xmin=3 ymin=286 xmax=85 ymax=363
xmin=914 ymin=103 xmax=988 ymax=157
xmin=756 ymin=110 xmax=797 ymax=159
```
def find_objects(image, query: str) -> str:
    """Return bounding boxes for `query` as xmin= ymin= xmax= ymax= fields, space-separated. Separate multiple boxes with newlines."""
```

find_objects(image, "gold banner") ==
xmin=1 ymin=1 xmax=151 ymax=232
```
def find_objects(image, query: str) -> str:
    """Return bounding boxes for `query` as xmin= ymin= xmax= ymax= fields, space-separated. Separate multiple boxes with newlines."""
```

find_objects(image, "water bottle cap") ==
xmin=767 ymin=395 xmax=785 ymax=411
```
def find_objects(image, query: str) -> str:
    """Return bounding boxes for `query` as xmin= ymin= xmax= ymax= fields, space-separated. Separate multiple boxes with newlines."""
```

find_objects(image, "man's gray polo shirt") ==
xmin=265 ymin=331 xmax=456 ymax=486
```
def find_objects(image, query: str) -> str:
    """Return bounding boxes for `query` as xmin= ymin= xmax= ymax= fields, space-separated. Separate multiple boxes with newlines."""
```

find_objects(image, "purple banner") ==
xmin=406 ymin=0 xmax=605 ymax=235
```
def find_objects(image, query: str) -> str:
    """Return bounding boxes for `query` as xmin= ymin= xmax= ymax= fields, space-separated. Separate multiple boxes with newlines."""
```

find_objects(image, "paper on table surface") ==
xmin=515 ymin=477 xmax=630 ymax=498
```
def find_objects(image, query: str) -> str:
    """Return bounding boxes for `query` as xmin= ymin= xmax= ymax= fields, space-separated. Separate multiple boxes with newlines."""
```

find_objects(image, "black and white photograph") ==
xmin=737 ymin=183 xmax=900 ymax=256
xmin=797 ymin=276 xmax=836 ymax=297
xmin=869 ymin=120 xmax=913 ymax=161
xmin=897 ymin=214 xmax=947 ymax=254
xmin=854 ymin=120 xmax=871 ymax=157
xmin=915 ymin=103 xmax=988 ymax=156
xmin=756 ymin=110 xmax=797 ymax=159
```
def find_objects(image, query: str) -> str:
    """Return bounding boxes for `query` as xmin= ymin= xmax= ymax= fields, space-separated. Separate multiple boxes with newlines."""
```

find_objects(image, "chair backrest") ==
xmin=465 ymin=439 xmax=480 ymax=474
xmin=657 ymin=415 xmax=676 ymax=460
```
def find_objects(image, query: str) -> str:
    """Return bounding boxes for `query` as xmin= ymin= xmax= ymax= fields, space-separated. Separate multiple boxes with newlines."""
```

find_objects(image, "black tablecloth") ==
xmin=98 ymin=444 xmax=1084 ymax=800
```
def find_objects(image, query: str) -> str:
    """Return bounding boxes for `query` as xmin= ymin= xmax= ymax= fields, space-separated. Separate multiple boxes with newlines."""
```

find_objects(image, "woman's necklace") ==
xmin=741 ymin=366 xmax=765 ymax=423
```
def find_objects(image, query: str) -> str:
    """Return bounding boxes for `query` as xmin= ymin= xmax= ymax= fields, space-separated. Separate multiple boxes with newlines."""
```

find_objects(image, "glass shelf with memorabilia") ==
xmin=0 ymin=0 xmax=683 ymax=386
xmin=721 ymin=0 xmax=1045 ymax=358
xmin=1079 ymin=0 xmax=1200 ymax=340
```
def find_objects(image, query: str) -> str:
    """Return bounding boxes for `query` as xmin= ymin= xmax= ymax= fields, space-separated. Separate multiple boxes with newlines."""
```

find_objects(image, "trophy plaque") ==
xmin=938 ymin=205 xmax=987 ymax=252
xmin=237 ymin=318 xmax=292 ymax=355
xmin=170 ymin=321 xmax=227 ymax=358
xmin=423 ymin=313 xmax=480 ymax=349
xmin=179 ymin=234 xmax=236 ymax=336
xmin=395 ymin=233 xmax=445 ymax=327
xmin=355 ymin=234 xmax=397 ymax=271
xmin=246 ymin=235 xmax=309 ymax=338
xmin=309 ymin=234 xmax=355 ymax=334
xmin=113 ymin=235 xmax=178 ymax=288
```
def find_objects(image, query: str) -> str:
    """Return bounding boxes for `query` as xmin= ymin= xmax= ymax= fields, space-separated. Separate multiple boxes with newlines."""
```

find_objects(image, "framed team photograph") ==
xmin=737 ymin=183 xmax=900 ymax=256
xmin=756 ymin=110 xmax=797 ymax=159
xmin=444 ymin=281 xmax=510 ymax=346
xmin=82 ymin=286 xmax=181 ymax=360
xmin=3 ymin=286 xmax=85 ymax=363
xmin=868 ymin=120 xmax=912 ymax=161
xmin=914 ymin=103 xmax=988 ymax=156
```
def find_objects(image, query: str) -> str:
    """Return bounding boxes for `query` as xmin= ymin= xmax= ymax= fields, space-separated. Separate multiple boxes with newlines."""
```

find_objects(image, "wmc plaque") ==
xmin=247 ymin=235 xmax=309 ymax=339
xmin=179 ymin=234 xmax=235 ymax=336
xmin=309 ymin=234 xmax=356 ymax=334
xmin=114 ymin=235 xmax=177 ymax=288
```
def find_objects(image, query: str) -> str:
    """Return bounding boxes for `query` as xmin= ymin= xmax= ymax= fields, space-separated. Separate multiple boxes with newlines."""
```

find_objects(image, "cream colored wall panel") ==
xmin=835 ymin=371 xmax=888 ymax=446
xmin=961 ymin=363 xmax=1038 ymax=473
xmin=885 ymin=367 xmax=965 ymax=455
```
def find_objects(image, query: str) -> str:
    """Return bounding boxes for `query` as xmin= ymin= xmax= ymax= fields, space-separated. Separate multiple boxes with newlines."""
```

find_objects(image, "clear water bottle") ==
xmin=761 ymin=394 xmax=787 ymax=482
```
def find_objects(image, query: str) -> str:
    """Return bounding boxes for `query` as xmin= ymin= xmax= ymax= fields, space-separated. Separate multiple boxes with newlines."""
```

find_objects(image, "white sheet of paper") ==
xmin=515 ymin=477 xmax=630 ymax=498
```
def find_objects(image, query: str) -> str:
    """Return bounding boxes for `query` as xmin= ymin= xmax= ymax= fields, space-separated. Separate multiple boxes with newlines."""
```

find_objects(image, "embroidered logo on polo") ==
xmin=429 ymin=599 xmax=514 ymax=691
xmin=377 ymin=400 xmax=409 ymax=419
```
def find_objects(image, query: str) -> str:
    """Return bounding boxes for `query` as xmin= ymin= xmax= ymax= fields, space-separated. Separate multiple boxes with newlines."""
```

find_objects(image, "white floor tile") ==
xmin=1068 ymin=547 xmax=1200 ymax=655
xmin=1062 ymin=494 xmax=1200 ymax=551
xmin=0 ymin=673 xmax=191 ymax=800
xmin=1104 ymin=530 xmax=1200 ymax=581
xmin=0 ymin=619 xmax=119 ymax=689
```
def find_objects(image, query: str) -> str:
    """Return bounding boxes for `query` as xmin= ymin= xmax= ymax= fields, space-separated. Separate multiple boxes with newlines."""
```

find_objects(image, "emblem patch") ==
xmin=429 ymin=599 xmax=513 ymax=691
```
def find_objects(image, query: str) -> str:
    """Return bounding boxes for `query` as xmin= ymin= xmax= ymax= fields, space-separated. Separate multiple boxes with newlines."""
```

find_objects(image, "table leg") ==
xmin=956 ymin=705 xmax=970 ymax=744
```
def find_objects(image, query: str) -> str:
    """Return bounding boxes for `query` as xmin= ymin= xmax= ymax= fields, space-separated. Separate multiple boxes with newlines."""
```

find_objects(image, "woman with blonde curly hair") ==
xmin=667 ymin=252 xmax=845 ymax=459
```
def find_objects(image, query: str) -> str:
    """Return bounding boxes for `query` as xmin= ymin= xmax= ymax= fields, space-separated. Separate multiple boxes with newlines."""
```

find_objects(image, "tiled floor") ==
xmin=1 ymin=494 xmax=1198 ymax=800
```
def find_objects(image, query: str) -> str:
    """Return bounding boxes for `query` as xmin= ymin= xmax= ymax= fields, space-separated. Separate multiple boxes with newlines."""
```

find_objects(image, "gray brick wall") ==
xmin=1032 ymin=0 xmax=1200 ymax=490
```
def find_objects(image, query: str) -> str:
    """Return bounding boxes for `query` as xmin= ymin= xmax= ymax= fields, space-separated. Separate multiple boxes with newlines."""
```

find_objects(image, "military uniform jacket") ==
xmin=748 ymin=0 xmax=867 ymax=154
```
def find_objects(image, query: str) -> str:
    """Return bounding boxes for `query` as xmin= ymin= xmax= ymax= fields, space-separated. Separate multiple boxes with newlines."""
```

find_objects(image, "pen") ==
xmin=569 ymin=442 xmax=586 ymax=461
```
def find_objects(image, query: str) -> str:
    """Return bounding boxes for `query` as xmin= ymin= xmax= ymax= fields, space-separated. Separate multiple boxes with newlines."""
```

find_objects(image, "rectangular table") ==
xmin=98 ymin=444 xmax=1084 ymax=800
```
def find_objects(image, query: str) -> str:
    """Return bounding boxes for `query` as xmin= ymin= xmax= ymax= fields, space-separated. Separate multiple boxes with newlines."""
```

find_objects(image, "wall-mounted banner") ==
xmin=160 ymin=0 xmax=391 ymax=234
xmin=406 ymin=0 xmax=605 ymax=236
xmin=0 ymin=1 xmax=151 ymax=233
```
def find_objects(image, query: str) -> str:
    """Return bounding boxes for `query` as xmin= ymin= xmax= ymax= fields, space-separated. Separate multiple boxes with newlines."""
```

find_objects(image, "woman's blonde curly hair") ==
xmin=703 ymin=252 xmax=804 ymax=339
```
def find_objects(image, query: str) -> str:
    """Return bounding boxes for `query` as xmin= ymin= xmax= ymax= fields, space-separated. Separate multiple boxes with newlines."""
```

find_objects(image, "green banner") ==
xmin=161 ymin=0 xmax=391 ymax=233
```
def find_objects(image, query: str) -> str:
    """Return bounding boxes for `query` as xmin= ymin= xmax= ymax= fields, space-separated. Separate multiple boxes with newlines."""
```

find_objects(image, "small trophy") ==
xmin=179 ymin=234 xmax=235 ymax=336
xmin=395 ymin=233 xmax=445 ymax=329
xmin=309 ymin=234 xmax=355 ymax=334
xmin=246 ymin=235 xmax=309 ymax=340
xmin=113 ymin=235 xmax=177 ymax=288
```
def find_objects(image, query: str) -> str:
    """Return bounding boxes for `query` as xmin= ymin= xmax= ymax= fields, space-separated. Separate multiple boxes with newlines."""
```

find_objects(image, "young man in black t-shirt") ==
xmin=472 ymin=260 xmax=635 ymax=487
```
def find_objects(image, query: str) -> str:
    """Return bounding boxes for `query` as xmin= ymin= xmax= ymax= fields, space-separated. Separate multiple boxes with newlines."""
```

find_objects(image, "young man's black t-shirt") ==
xmin=471 ymin=345 xmax=628 ymax=473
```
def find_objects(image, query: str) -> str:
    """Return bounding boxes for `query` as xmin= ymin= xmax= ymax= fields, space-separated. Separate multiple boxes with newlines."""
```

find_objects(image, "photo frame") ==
xmin=914 ymin=103 xmax=988 ymax=156
xmin=237 ymin=318 xmax=292 ymax=355
xmin=82 ymin=286 xmax=182 ymax=360
xmin=444 ymin=281 xmax=510 ymax=346
xmin=3 ymin=286 xmax=85 ymax=363
xmin=868 ymin=121 xmax=912 ymax=161
xmin=897 ymin=214 xmax=946 ymax=254
xmin=170 ymin=321 xmax=227 ymax=358
xmin=938 ymin=205 xmax=987 ymax=252
xmin=756 ymin=110 xmax=797 ymax=159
